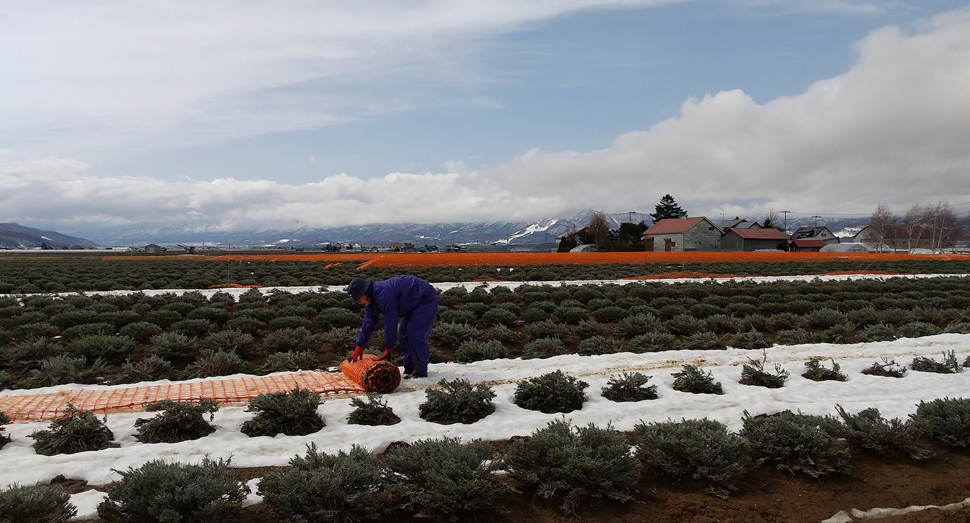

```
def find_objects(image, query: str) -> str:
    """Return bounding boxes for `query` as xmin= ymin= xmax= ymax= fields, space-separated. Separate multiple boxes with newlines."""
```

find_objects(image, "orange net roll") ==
xmin=339 ymin=354 xmax=402 ymax=394
xmin=0 ymin=370 xmax=367 ymax=423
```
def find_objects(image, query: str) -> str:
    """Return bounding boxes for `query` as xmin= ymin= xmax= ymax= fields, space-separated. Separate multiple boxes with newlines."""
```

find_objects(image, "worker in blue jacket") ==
xmin=346 ymin=275 xmax=438 ymax=378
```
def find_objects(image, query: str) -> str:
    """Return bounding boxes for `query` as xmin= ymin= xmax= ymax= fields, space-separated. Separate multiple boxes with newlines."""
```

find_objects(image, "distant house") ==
xmin=791 ymin=239 xmax=827 ymax=252
xmin=790 ymin=226 xmax=840 ymax=245
xmin=721 ymin=227 xmax=788 ymax=252
xmin=641 ymin=217 xmax=722 ymax=252
xmin=143 ymin=244 xmax=164 ymax=253
xmin=388 ymin=242 xmax=416 ymax=252
xmin=853 ymin=225 xmax=909 ymax=252
xmin=717 ymin=218 xmax=762 ymax=230
xmin=850 ymin=225 xmax=874 ymax=243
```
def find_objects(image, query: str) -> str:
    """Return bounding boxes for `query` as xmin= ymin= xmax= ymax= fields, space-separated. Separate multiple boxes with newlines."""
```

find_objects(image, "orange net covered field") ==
xmin=107 ymin=251 xmax=967 ymax=268
xmin=0 ymin=359 xmax=401 ymax=422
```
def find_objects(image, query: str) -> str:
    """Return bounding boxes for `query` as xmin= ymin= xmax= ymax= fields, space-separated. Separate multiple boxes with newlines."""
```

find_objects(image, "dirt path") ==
xmin=230 ymin=446 xmax=970 ymax=523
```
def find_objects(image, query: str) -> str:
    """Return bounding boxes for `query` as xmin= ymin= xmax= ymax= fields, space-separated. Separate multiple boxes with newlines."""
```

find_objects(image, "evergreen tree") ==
xmin=762 ymin=210 xmax=782 ymax=230
xmin=557 ymin=235 xmax=578 ymax=252
xmin=608 ymin=222 xmax=648 ymax=251
xmin=649 ymin=194 xmax=688 ymax=223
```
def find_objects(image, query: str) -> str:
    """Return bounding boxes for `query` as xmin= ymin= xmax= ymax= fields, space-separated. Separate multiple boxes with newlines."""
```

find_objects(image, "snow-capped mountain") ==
xmin=69 ymin=213 xmax=867 ymax=249
xmin=72 ymin=210 xmax=628 ymax=248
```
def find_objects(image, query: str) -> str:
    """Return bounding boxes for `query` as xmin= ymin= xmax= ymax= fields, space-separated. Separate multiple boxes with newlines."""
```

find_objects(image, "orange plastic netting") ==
xmin=339 ymin=354 xmax=402 ymax=394
xmin=0 ymin=364 xmax=403 ymax=422
xmin=106 ymin=251 xmax=967 ymax=268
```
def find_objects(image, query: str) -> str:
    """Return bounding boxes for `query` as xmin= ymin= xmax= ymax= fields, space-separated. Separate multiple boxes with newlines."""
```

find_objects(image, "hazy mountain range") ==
xmin=68 ymin=210 xmax=628 ymax=248
xmin=0 ymin=223 xmax=100 ymax=250
xmin=5 ymin=212 xmax=869 ymax=249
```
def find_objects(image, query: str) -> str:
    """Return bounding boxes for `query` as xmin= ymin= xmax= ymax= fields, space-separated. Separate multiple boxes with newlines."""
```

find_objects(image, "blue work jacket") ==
xmin=356 ymin=276 xmax=437 ymax=349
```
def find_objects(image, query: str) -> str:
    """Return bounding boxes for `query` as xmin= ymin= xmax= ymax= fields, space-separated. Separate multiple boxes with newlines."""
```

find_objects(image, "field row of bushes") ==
xmin=3 ymin=356 xmax=965 ymax=457
xmin=2 ymin=276 xmax=970 ymax=390
xmin=1 ymin=256 xmax=969 ymax=293
xmin=4 ymin=384 xmax=970 ymax=522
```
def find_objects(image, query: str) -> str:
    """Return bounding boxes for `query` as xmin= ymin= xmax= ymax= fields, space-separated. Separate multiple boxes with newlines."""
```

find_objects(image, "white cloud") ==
xmin=2 ymin=6 xmax=969 ymax=234
xmin=0 ymin=159 xmax=520 ymax=231
xmin=487 ymin=7 xmax=970 ymax=217
xmin=0 ymin=0 xmax=680 ymax=155
xmin=729 ymin=0 xmax=883 ymax=15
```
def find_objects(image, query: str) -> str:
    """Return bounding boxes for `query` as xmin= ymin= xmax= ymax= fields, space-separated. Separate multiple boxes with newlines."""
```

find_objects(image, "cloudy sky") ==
xmin=1 ymin=0 xmax=969 ymax=237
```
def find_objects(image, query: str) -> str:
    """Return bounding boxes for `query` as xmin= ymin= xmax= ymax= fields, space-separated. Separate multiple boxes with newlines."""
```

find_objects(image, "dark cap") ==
xmin=347 ymin=278 xmax=372 ymax=304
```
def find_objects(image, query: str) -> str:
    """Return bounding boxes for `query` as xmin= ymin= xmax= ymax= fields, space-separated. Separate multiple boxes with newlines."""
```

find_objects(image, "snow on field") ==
xmin=2 ymin=334 xmax=970 ymax=517
xmin=3 ymin=272 xmax=965 ymax=302
xmin=2 ymin=276 xmax=970 ymax=519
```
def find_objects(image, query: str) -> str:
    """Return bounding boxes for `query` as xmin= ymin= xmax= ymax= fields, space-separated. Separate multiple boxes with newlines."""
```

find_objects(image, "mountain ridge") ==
xmin=71 ymin=212 xmax=868 ymax=248
xmin=0 ymin=223 xmax=100 ymax=250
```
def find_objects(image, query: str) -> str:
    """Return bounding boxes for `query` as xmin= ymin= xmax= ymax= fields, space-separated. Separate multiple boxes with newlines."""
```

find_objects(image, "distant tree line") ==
xmin=562 ymin=195 xmax=967 ymax=255
xmin=867 ymin=202 xmax=969 ymax=253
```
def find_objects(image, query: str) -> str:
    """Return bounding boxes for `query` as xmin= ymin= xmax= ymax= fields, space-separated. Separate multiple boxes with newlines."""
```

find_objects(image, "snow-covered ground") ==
xmin=3 ymin=272 xmax=967 ymax=301
xmin=2 ymin=276 xmax=970 ymax=519
xmin=2 ymin=334 xmax=970 ymax=518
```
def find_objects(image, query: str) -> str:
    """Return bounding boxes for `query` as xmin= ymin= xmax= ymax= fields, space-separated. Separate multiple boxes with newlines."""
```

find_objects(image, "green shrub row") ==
xmin=3 ymin=257 xmax=969 ymax=294
xmin=9 ymin=395 xmax=968 ymax=522
xmin=3 ymin=276 xmax=970 ymax=390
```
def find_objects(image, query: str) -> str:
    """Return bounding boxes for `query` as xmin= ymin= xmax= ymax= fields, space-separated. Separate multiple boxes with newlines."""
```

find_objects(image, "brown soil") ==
xmin=233 ymin=445 xmax=970 ymax=523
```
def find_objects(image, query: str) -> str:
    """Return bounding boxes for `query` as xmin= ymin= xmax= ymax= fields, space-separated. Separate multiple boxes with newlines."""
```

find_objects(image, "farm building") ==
xmin=791 ymin=239 xmax=827 ymax=252
xmin=819 ymin=243 xmax=869 ymax=253
xmin=720 ymin=227 xmax=788 ymax=251
xmin=641 ymin=217 xmax=721 ymax=252
xmin=717 ymin=217 xmax=761 ymax=230
xmin=790 ymin=226 xmax=841 ymax=245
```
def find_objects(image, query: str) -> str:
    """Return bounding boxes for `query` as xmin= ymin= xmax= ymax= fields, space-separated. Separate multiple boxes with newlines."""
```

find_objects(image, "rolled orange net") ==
xmin=339 ymin=354 xmax=402 ymax=393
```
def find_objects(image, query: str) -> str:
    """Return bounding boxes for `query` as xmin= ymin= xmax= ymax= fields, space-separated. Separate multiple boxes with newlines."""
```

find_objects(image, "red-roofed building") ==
xmin=721 ymin=227 xmax=789 ymax=251
xmin=641 ymin=217 xmax=722 ymax=252
xmin=791 ymin=239 xmax=827 ymax=252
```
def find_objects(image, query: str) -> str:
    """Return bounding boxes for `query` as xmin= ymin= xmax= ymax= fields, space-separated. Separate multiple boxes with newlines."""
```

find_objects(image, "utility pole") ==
xmin=812 ymin=215 xmax=821 ymax=228
xmin=781 ymin=210 xmax=791 ymax=234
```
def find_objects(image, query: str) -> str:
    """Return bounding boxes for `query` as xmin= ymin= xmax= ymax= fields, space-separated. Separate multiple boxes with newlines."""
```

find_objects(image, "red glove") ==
xmin=378 ymin=349 xmax=393 ymax=361
xmin=348 ymin=346 xmax=364 ymax=362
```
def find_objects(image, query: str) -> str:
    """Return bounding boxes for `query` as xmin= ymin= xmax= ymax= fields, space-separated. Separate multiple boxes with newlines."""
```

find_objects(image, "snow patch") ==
xmin=823 ymin=495 xmax=970 ymax=522
xmin=69 ymin=490 xmax=107 ymax=520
